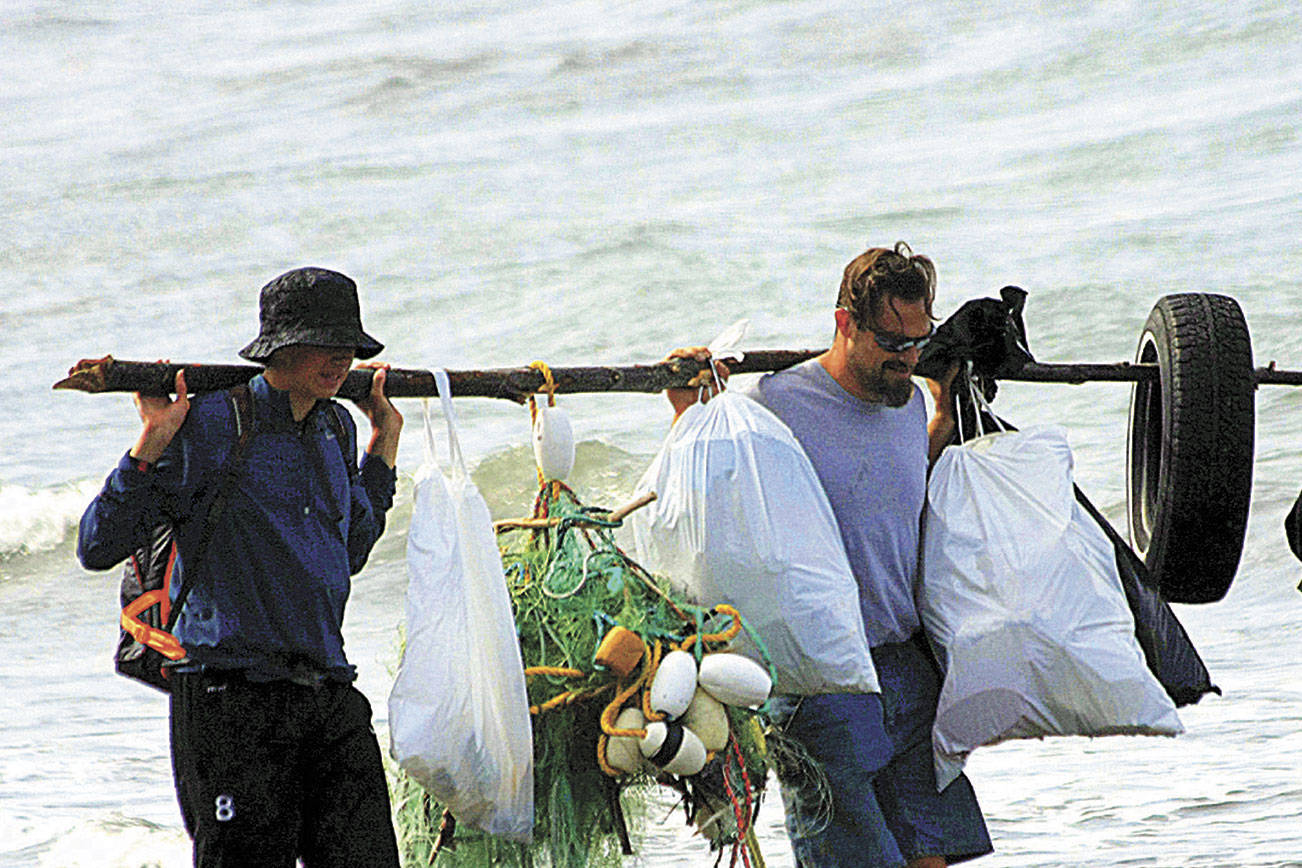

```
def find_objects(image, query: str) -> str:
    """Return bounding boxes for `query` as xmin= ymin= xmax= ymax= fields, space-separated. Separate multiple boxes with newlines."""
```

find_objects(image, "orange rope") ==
xmin=677 ymin=604 xmax=744 ymax=653
xmin=528 ymin=361 xmax=559 ymax=488
xmin=640 ymin=640 xmax=667 ymax=723
xmin=530 ymin=684 xmax=612 ymax=715
xmin=596 ymin=643 xmax=661 ymax=777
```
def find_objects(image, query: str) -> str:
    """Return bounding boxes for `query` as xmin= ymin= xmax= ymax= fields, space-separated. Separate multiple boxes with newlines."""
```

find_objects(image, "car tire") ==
xmin=1126 ymin=293 xmax=1255 ymax=603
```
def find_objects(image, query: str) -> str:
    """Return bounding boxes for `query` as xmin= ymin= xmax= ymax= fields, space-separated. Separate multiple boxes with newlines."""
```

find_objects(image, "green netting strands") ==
xmin=392 ymin=481 xmax=772 ymax=867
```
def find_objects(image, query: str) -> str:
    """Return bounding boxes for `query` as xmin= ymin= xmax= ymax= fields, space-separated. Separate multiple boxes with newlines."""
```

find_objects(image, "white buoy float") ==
xmin=698 ymin=653 xmax=772 ymax=708
xmin=649 ymin=649 xmax=697 ymax=720
xmin=605 ymin=707 xmax=647 ymax=775
xmin=680 ymin=687 xmax=729 ymax=752
xmin=639 ymin=720 xmax=707 ymax=777
xmin=532 ymin=405 xmax=575 ymax=481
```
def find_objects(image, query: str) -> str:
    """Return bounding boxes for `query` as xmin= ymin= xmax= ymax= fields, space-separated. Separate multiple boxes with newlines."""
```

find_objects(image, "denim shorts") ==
xmin=769 ymin=637 xmax=993 ymax=868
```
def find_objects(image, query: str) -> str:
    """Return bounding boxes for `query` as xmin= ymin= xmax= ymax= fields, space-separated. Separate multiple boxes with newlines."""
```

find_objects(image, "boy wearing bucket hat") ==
xmin=79 ymin=267 xmax=404 ymax=867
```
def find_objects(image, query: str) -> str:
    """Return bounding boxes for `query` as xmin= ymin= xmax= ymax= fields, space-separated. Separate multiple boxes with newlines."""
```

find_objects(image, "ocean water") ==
xmin=3 ymin=0 xmax=1302 ymax=865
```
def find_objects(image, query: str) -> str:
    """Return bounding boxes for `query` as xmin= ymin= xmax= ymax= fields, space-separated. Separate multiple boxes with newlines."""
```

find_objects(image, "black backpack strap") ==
xmin=322 ymin=401 xmax=357 ymax=480
xmin=164 ymin=384 xmax=255 ymax=632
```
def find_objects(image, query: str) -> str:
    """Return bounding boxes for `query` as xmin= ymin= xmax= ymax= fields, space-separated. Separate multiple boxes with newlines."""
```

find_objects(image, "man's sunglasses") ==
xmin=838 ymin=306 xmax=936 ymax=352
xmin=869 ymin=323 xmax=935 ymax=354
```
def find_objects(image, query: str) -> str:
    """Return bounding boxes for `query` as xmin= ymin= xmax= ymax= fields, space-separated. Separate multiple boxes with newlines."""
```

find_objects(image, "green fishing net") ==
xmin=390 ymin=482 xmax=774 ymax=867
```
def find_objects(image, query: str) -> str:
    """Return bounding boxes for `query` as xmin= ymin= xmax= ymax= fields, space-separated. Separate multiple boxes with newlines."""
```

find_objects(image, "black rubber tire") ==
xmin=1126 ymin=293 xmax=1255 ymax=603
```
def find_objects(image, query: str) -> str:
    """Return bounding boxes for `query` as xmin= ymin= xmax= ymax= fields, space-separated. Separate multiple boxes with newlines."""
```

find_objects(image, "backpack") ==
xmin=116 ymin=388 xmax=358 ymax=691
xmin=116 ymin=385 xmax=255 ymax=692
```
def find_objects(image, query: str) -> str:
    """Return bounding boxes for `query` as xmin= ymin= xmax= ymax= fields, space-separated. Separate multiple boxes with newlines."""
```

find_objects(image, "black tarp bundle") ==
xmin=915 ymin=285 xmax=1034 ymax=390
xmin=1287 ymin=491 xmax=1302 ymax=591
xmin=920 ymin=287 xmax=1217 ymax=707
xmin=1290 ymin=495 xmax=1302 ymax=561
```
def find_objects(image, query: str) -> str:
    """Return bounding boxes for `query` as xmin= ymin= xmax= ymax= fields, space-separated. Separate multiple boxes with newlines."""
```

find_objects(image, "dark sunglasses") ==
xmin=868 ymin=323 xmax=935 ymax=353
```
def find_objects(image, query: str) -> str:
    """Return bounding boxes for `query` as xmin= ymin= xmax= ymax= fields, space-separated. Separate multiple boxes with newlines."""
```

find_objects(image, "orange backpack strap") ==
xmin=122 ymin=590 xmax=187 ymax=660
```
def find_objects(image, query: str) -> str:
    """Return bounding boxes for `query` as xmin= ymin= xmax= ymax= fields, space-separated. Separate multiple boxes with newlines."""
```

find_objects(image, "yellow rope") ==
xmin=677 ymin=604 xmax=744 ymax=653
xmin=528 ymin=361 xmax=559 ymax=488
xmin=530 ymin=684 xmax=612 ymax=715
xmin=524 ymin=666 xmax=589 ymax=714
xmin=529 ymin=392 xmax=543 ymax=489
xmin=596 ymin=734 xmax=620 ymax=777
xmin=529 ymin=360 xmax=558 ymax=406
xmin=640 ymin=640 xmax=667 ymax=723
xmin=596 ymin=644 xmax=659 ymax=777
xmin=531 ymin=691 xmax=574 ymax=715
xmin=601 ymin=649 xmax=654 ymax=738
xmin=522 ymin=650 xmax=634 ymax=775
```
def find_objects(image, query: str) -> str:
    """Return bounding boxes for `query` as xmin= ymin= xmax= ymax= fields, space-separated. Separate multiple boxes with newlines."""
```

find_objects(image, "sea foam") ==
xmin=0 ymin=480 xmax=100 ymax=558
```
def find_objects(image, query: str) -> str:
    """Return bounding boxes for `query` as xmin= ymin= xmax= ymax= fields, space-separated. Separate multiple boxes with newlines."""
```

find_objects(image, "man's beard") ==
xmin=855 ymin=361 xmax=914 ymax=407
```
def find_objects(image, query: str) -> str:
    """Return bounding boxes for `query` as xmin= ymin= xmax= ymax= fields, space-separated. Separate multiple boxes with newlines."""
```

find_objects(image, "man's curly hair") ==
xmin=836 ymin=241 xmax=937 ymax=330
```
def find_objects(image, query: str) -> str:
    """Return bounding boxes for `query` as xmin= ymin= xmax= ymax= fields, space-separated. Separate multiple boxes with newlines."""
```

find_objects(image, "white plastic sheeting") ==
xmin=388 ymin=371 xmax=534 ymax=842
xmin=631 ymin=390 xmax=879 ymax=697
xmin=920 ymin=425 xmax=1182 ymax=789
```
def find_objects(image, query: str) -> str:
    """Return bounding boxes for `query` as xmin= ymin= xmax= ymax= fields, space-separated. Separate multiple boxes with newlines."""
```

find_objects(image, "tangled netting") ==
xmin=392 ymin=481 xmax=802 ymax=867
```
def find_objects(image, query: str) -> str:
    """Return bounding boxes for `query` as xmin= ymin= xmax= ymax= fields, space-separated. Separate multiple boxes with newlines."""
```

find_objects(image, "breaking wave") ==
xmin=0 ymin=480 xmax=101 ymax=559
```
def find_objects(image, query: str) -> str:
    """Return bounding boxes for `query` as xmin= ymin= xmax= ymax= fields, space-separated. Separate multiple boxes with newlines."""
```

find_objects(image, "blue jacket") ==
xmin=78 ymin=375 xmax=396 ymax=682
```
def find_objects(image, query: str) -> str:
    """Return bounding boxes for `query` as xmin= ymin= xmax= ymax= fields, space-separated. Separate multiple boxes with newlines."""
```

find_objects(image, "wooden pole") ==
xmin=53 ymin=352 xmax=820 ymax=402
xmin=1256 ymin=364 xmax=1302 ymax=386
xmin=51 ymin=353 xmax=1302 ymax=399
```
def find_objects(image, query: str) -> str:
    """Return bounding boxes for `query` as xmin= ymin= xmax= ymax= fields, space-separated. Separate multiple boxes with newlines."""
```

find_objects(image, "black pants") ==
xmin=169 ymin=670 xmax=400 ymax=868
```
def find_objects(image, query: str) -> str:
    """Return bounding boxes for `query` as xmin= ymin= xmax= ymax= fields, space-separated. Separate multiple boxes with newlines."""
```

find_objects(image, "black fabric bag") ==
xmin=1074 ymin=490 xmax=1219 ymax=705
xmin=915 ymin=285 xmax=1034 ymax=389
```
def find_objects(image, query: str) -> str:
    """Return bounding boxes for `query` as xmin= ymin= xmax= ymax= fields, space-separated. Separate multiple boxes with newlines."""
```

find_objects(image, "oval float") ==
xmin=698 ymin=653 xmax=771 ymax=708
xmin=533 ymin=405 xmax=575 ymax=481
xmin=639 ymin=720 xmax=707 ymax=777
xmin=605 ymin=707 xmax=647 ymax=775
xmin=649 ymin=650 xmax=697 ymax=720
xmin=681 ymin=687 xmax=729 ymax=752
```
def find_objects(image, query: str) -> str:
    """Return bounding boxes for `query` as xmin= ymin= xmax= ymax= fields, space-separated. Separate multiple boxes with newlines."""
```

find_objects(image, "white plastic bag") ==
xmin=388 ymin=370 xmax=534 ymax=842
xmin=920 ymin=423 xmax=1182 ymax=788
xmin=631 ymin=387 xmax=879 ymax=697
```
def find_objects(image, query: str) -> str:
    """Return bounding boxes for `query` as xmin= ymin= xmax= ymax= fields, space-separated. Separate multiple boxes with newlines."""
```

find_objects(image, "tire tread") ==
xmin=1131 ymin=293 xmax=1254 ymax=603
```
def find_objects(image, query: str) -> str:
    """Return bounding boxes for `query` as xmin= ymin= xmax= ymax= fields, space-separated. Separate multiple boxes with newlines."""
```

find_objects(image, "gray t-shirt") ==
xmin=744 ymin=359 xmax=928 ymax=647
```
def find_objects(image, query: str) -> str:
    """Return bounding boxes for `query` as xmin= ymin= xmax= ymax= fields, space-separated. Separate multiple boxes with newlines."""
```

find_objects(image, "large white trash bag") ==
xmin=631 ymin=390 xmax=879 ymax=696
xmin=388 ymin=371 xmax=534 ymax=842
xmin=920 ymin=425 xmax=1182 ymax=788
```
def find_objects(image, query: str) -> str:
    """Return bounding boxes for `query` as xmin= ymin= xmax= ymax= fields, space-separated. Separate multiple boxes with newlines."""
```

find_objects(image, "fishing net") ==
xmin=391 ymin=480 xmax=775 ymax=867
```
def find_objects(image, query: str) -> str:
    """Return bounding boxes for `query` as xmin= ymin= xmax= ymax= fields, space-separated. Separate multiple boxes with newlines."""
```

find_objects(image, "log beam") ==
xmin=53 ymin=352 xmax=821 ymax=401
xmin=52 ymin=354 xmax=1302 ymax=399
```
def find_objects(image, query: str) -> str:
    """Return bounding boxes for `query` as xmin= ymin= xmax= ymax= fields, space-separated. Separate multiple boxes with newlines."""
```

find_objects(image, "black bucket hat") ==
xmin=239 ymin=267 xmax=383 ymax=363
